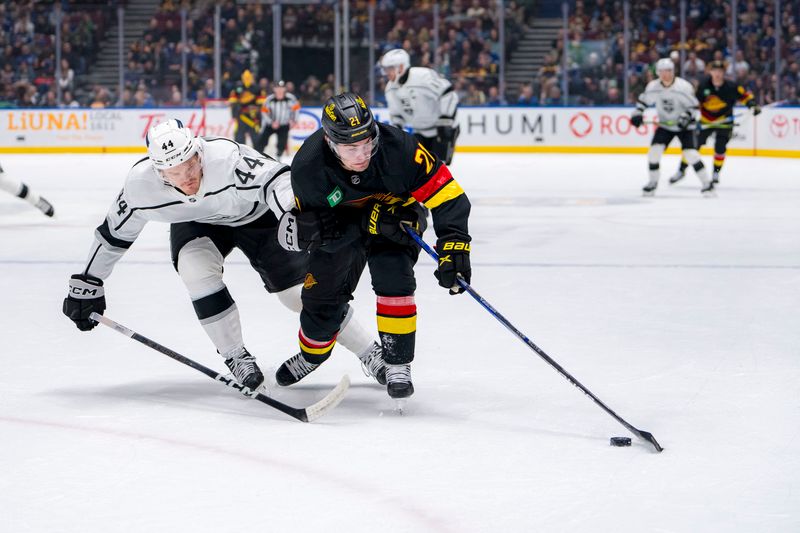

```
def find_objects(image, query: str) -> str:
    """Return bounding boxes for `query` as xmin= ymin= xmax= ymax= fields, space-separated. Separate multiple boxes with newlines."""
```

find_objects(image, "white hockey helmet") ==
xmin=380 ymin=48 xmax=410 ymax=73
xmin=146 ymin=118 xmax=198 ymax=170
xmin=655 ymin=57 xmax=675 ymax=72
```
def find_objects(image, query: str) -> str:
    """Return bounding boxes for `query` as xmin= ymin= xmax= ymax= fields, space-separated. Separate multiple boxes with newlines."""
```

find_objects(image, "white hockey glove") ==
xmin=277 ymin=210 xmax=344 ymax=252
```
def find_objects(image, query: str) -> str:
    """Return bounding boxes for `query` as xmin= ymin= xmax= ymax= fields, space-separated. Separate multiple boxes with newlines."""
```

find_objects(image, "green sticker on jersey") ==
xmin=327 ymin=186 xmax=343 ymax=207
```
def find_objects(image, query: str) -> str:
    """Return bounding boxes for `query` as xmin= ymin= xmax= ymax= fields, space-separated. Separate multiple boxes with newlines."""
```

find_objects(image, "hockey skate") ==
xmin=386 ymin=364 xmax=414 ymax=400
xmin=701 ymin=181 xmax=717 ymax=198
xmin=668 ymin=170 xmax=686 ymax=185
xmin=275 ymin=353 xmax=321 ymax=386
xmin=357 ymin=341 xmax=387 ymax=385
xmin=642 ymin=181 xmax=658 ymax=197
xmin=225 ymin=349 xmax=264 ymax=390
xmin=711 ymin=171 xmax=720 ymax=185
xmin=34 ymin=196 xmax=54 ymax=217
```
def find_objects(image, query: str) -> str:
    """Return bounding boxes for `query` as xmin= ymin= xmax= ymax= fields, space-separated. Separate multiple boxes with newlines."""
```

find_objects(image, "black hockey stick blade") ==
xmin=90 ymin=313 xmax=350 ymax=423
xmin=635 ymin=430 xmax=663 ymax=453
xmin=403 ymin=229 xmax=664 ymax=453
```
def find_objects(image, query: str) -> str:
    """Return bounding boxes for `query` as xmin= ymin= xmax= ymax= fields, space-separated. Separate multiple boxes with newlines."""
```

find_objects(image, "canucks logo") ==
xmin=324 ymin=103 xmax=337 ymax=122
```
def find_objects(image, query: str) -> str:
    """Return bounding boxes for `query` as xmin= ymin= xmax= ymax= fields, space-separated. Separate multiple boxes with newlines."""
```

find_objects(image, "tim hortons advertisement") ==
xmin=0 ymin=105 xmax=797 ymax=157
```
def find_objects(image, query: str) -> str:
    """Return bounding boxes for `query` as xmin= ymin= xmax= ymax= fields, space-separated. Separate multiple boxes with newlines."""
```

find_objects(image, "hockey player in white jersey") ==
xmin=0 ymin=161 xmax=54 ymax=217
xmin=62 ymin=119 xmax=386 ymax=390
xmin=380 ymin=48 xmax=460 ymax=164
xmin=630 ymin=58 xmax=715 ymax=197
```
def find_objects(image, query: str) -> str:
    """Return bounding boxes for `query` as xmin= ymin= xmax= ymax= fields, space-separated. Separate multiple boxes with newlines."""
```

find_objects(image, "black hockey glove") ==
xmin=630 ymin=114 xmax=643 ymax=128
xmin=747 ymin=101 xmax=762 ymax=116
xmin=435 ymin=238 xmax=471 ymax=295
xmin=63 ymin=274 xmax=106 ymax=331
xmin=436 ymin=125 xmax=460 ymax=165
xmin=677 ymin=112 xmax=694 ymax=130
xmin=277 ymin=209 xmax=343 ymax=252
xmin=362 ymin=202 xmax=421 ymax=246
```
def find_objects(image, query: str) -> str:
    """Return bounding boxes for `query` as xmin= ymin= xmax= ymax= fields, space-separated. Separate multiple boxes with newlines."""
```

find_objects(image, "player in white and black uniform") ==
xmin=630 ymin=58 xmax=714 ymax=197
xmin=380 ymin=48 xmax=459 ymax=164
xmin=256 ymin=81 xmax=299 ymax=161
xmin=0 ymin=161 xmax=54 ymax=217
xmin=62 ymin=119 xmax=386 ymax=390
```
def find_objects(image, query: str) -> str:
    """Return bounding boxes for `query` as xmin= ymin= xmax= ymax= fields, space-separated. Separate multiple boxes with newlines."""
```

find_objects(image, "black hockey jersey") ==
xmin=696 ymin=77 xmax=754 ymax=125
xmin=290 ymin=122 xmax=470 ymax=243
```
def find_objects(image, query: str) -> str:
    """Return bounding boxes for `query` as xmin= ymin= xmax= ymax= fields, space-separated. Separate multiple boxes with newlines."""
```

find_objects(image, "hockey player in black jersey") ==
xmin=670 ymin=60 xmax=760 ymax=186
xmin=62 ymin=119 xmax=385 ymax=392
xmin=274 ymin=92 xmax=472 ymax=401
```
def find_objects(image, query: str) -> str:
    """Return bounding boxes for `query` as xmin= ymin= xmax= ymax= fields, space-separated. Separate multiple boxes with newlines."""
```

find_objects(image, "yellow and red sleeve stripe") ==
xmin=410 ymin=164 xmax=464 ymax=209
xmin=737 ymin=86 xmax=754 ymax=105
xmin=376 ymin=295 xmax=417 ymax=335
xmin=299 ymin=329 xmax=337 ymax=356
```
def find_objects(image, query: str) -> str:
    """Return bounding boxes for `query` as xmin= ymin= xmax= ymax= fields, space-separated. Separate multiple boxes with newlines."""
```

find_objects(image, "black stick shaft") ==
xmin=408 ymin=230 xmax=663 ymax=452
xmin=90 ymin=313 xmax=309 ymax=422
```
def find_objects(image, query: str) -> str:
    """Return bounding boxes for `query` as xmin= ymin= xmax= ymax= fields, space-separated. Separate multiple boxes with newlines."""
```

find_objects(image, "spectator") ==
xmin=517 ymin=83 xmax=539 ymax=106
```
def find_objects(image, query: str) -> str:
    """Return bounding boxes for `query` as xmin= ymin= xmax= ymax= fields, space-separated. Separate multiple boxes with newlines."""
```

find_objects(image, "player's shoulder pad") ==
xmin=674 ymin=77 xmax=695 ymax=92
xmin=290 ymin=129 xmax=326 ymax=174
xmin=407 ymin=67 xmax=450 ymax=89
xmin=123 ymin=158 xmax=161 ymax=203
xmin=644 ymin=79 xmax=661 ymax=92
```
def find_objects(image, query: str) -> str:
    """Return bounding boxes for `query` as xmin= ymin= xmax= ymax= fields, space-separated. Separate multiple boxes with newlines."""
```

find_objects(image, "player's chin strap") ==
xmin=403 ymin=226 xmax=664 ymax=453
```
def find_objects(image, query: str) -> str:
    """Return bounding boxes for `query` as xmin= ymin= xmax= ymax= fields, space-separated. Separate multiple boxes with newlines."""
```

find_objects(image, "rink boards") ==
xmin=0 ymin=105 xmax=797 ymax=158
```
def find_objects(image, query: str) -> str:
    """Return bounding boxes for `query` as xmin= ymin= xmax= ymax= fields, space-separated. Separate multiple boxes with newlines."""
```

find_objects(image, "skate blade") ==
xmin=393 ymin=399 xmax=408 ymax=414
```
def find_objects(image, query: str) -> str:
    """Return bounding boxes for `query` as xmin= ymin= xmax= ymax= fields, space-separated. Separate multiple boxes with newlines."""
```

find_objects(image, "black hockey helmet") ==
xmin=321 ymin=92 xmax=378 ymax=145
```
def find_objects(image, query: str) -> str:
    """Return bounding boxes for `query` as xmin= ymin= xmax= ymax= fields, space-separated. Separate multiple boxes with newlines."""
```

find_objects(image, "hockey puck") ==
xmin=610 ymin=437 xmax=631 ymax=447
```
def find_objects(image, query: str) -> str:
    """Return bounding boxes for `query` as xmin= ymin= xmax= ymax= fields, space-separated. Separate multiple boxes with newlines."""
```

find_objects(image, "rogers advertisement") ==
xmin=0 ymin=105 xmax=796 ymax=157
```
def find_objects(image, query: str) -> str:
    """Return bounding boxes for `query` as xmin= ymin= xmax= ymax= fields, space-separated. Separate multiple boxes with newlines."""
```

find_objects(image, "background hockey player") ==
xmin=380 ymin=48 xmax=460 ymax=165
xmin=62 ymin=119 xmax=385 ymax=391
xmin=630 ymin=58 xmax=714 ymax=197
xmin=0 ymin=161 xmax=54 ymax=217
xmin=274 ymin=92 xmax=472 ymax=402
xmin=256 ymin=80 xmax=300 ymax=161
xmin=669 ymin=60 xmax=761 ymax=187
xmin=228 ymin=69 xmax=265 ymax=148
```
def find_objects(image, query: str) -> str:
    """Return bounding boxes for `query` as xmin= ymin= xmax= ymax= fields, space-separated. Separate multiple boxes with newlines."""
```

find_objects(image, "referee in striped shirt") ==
xmin=256 ymin=80 xmax=300 ymax=160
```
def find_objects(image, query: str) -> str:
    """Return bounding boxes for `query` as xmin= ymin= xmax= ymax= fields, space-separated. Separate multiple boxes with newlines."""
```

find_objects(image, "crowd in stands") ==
xmin=536 ymin=0 xmax=800 ymax=106
xmin=121 ymin=0 xmax=532 ymax=108
xmin=0 ymin=1 xmax=113 ymax=108
xmin=2 ymin=0 xmax=798 ymax=109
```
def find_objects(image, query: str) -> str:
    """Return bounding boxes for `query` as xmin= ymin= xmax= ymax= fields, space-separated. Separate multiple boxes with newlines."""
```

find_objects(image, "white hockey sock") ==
xmin=0 ymin=171 xmax=40 ymax=206
xmin=201 ymin=305 xmax=245 ymax=359
xmin=275 ymin=284 xmax=303 ymax=313
xmin=337 ymin=305 xmax=375 ymax=357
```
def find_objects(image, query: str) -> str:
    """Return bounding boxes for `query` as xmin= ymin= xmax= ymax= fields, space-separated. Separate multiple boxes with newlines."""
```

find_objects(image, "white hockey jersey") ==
xmin=635 ymin=77 xmax=699 ymax=132
xmin=82 ymin=137 xmax=294 ymax=279
xmin=384 ymin=67 xmax=459 ymax=137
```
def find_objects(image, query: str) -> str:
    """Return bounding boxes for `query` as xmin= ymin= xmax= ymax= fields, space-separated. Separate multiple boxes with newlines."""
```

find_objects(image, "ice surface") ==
xmin=1 ymin=152 xmax=798 ymax=532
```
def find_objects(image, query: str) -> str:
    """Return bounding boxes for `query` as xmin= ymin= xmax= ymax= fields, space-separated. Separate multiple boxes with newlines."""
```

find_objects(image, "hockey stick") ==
xmin=405 ymin=230 xmax=664 ymax=452
xmin=89 ymin=312 xmax=350 ymax=422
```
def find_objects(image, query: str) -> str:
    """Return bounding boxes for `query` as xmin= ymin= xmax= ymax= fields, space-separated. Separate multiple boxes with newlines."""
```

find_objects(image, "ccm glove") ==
xmin=747 ymin=101 xmax=762 ymax=116
xmin=277 ymin=210 xmax=343 ymax=252
xmin=435 ymin=239 xmax=471 ymax=295
xmin=630 ymin=114 xmax=643 ymax=128
xmin=362 ymin=202 xmax=421 ymax=246
xmin=677 ymin=112 xmax=693 ymax=130
xmin=63 ymin=274 xmax=106 ymax=331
